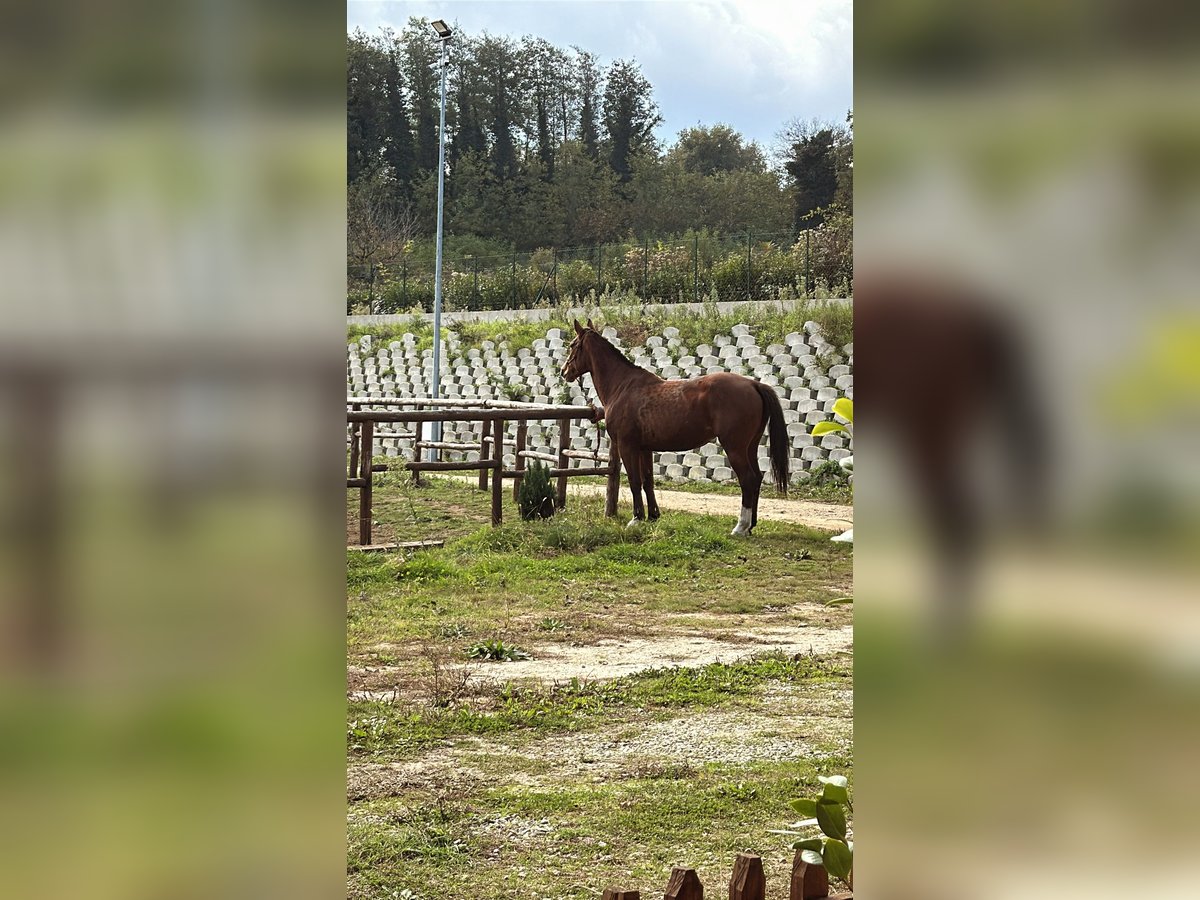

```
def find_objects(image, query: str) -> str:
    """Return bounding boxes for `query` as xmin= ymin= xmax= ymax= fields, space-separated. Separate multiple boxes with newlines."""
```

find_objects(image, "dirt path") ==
xmin=351 ymin=623 xmax=853 ymax=701
xmin=441 ymin=474 xmax=853 ymax=532
xmin=566 ymin=483 xmax=853 ymax=532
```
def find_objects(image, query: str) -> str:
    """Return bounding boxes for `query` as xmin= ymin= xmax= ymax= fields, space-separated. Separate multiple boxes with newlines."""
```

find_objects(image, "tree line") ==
xmin=348 ymin=18 xmax=851 ymax=258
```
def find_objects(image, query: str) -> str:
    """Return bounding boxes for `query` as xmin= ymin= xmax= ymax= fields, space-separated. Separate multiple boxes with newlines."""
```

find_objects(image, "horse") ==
xmin=561 ymin=319 xmax=789 ymax=536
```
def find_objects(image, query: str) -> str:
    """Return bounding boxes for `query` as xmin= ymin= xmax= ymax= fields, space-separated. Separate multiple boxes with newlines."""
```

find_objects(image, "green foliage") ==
xmin=465 ymin=640 xmax=530 ymax=662
xmin=518 ymin=461 xmax=556 ymax=521
xmin=780 ymin=775 xmax=854 ymax=887
xmin=812 ymin=397 xmax=853 ymax=437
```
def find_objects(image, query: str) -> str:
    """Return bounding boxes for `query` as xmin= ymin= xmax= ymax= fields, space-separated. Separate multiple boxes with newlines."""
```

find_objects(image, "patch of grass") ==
xmin=348 ymin=758 xmax=848 ymax=900
xmin=347 ymin=653 xmax=845 ymax=758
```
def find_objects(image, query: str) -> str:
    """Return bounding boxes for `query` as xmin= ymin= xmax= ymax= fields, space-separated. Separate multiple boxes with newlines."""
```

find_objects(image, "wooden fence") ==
xmin=347 ymin=397 xmax=619 ymax=545
xmin=600 ymin=852 xmax=850 ymax=900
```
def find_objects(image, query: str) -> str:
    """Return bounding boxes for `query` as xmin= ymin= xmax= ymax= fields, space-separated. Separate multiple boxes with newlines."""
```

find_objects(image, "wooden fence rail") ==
xmin=347 ymin=399 xmax=618 ymax=545
xmin=600 ymin=852 xmax=850 ymax=900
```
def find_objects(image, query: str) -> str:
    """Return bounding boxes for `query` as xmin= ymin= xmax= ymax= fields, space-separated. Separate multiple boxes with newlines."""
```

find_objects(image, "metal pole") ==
xmin=693 ymin=233 xmax=699 ymax=302
xmin=643 ymin=238 xmax=649 ymax=300
xmin=746 ymin=230 xmax=752 ymax=301
xmin=431 ymin=33 xmax=450 ymax=460
xmin=805 ymin=229 xmax=811 ymax=297
xmin=595 ymin=244 xmax=602 ymax=298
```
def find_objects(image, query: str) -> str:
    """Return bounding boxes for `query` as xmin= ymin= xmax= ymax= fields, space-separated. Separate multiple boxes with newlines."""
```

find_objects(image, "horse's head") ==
xmin=562 ymin=318 xmax=597 ymax=382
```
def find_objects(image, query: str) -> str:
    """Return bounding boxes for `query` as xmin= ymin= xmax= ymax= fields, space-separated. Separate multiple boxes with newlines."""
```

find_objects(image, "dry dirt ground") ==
xmin=350 ymin=624 xmax=852 ymax=702
xmin=563 ymin=483 xmax=854 ymax=532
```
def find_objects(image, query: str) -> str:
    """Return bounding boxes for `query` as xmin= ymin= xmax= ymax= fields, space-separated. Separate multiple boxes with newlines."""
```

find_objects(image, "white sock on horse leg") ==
xmin=731 ymin=505 xmax=753 ymax=536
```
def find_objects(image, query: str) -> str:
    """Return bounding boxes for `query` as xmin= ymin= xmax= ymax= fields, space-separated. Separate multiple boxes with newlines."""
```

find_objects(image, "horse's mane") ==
xmin=583 ymin=328 xmax=638 ymax=370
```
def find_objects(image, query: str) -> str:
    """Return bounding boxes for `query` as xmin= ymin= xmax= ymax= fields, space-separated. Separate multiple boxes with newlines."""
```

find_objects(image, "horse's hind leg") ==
xmin=725 ymin=446 xmax=762 ymax=536
xmin=641 ymin=450 xmax=660 ymax=520
xmin=619 ymin=442 xmax=646 ymax=525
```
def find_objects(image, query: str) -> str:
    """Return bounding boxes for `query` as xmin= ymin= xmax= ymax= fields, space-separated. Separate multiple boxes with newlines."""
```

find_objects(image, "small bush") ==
xmin=518 ymin=461 xmax=556 ymax=521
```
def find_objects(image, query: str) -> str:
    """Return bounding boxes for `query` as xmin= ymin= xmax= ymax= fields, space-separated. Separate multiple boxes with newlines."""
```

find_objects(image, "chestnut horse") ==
xmin=562 ymin=319 xmax=789 ymax=535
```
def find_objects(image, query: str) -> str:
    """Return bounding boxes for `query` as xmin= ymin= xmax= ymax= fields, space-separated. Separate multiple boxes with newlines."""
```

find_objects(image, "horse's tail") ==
xmin=755 ymin=381 xmax=790 ymax=495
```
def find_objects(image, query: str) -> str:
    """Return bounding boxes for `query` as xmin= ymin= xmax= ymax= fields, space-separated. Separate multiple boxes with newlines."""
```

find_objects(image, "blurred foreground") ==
xmin=0 ymin=2 xmax=345 ymax=897
xmin=856 ymin=1 xmax=1200 ymax=895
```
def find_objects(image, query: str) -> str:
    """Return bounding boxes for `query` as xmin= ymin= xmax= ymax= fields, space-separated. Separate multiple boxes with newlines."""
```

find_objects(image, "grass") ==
xmin=348 ymin=476 xmax=851 ymax=654
xmin=348 ymin=653 xmax=847 ymax=758
xmin=348 ymin=294 xmax=853 ymax=355
xmin=346 ymin=473 xmax=853 ymax=900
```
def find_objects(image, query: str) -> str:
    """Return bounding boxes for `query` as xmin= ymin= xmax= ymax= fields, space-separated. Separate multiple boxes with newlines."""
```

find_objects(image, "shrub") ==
xmin=518 ymin=461 xmax=556 ymax=521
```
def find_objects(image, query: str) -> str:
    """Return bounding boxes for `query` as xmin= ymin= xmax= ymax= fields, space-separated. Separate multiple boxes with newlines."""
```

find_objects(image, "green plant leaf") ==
xmin=800 ymin=848 xmax=824 ymax=867
xmin=822 ymin=838 xmax=853 ymax=881
xmin=791 ymin=838 xmax=824 ymax=852
xmin=811 ymin=421 xmax=847 ymax=436
xmin=832 ymin=397 xmax=853 ymax=423
xmin=815 ymin=799 xmax=847 ymax=840
xmin=789 ymin=798 xmax=818 ymax=817
xmin=818 ymin=775 xmax=850 ymax=804
xmin=824 ymin=597 xmax=854 ymax=607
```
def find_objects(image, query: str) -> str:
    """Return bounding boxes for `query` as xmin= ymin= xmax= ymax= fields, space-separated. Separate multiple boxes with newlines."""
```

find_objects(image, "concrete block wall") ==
xmin=347 ymin=321 xmax=853 ymax=486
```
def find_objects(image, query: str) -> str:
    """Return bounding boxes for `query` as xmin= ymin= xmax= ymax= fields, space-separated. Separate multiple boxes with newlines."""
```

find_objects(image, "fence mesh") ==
xmin=347 ymin=224 xmax=852 ymax=314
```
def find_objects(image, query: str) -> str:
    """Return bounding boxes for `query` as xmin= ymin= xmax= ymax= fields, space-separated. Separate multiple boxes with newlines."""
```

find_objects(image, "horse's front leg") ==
xmin=640 ymin=449 xmax=660 ymax=520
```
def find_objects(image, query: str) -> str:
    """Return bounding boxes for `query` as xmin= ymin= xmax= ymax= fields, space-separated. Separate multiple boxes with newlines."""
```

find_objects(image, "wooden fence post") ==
xmin=491 ymin=417 xmax=504 ymax=526
xmin=556 ymin=417 xmax=571 ymax=509
xmin=411 ymin=402 xmax=423 ymax=484
xmin=789 ymin=852 xmax=828 ymax=900
xmin=513 ymin=420 xmax=528 ymax=502
xmin=664 ymin=867 xmax=703 ymax=900
xmin=728 ymin=853 xmax=765 ymax=900
xmin=358 ymin=419 xmax=374 ymax=546
xmin=347 ymin=403 xmax=361 ymax=478
xmin=478 ymin=427 xmax=490 ymax=490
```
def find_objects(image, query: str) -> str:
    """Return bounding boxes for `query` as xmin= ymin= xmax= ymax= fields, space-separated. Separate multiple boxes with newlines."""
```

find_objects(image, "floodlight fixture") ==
xmin=430 ymin=19 xmax=452 ymax=39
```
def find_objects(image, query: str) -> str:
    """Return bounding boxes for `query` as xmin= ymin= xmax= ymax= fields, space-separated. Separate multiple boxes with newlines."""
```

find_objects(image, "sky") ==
xmin=346 ymin=0 xmax=853 ymax=152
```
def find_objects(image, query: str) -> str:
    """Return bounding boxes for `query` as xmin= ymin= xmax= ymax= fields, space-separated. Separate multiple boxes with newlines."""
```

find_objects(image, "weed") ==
xmin=466 ymin=640 xmax=531 ymax=662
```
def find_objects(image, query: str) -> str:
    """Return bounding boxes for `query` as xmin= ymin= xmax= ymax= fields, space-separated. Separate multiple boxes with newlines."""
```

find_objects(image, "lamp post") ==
xmin=430 ymin=18 xmax=452 ymax=460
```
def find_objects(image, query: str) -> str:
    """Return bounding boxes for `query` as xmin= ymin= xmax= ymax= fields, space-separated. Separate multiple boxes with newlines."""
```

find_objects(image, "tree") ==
xmin=401 ymin=18 xmax=440 ymax=174
xmin=780 ymin=119 xmax=850 ymax=231
xmin=474 ymin=35 xmax=522 ymax=181
xmin=381 ymin=34 xmax=416 ymax=196
xmin=449 ymin=36 xmax=487 ymax=166
xmin=347 ymin=30 xmax=388 ymax=185
xmin=669 ymin=124 xmax=766 ymax=176
xmin=347 ymin=173 xmax=418 ymax=312
xmin=602 ymin=59 xmax=662 ymax=182
xmin=575 ymin=48 xmax=602 ymax=158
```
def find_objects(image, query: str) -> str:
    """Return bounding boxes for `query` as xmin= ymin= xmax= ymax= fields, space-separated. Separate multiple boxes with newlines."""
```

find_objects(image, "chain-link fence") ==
xmin=347 ymin=222 xmax=852 ymax=314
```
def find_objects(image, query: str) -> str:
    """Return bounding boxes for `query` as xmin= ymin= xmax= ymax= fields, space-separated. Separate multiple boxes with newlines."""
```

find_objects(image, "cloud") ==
xmin=347 ymin=0 xmax=852 ymax=147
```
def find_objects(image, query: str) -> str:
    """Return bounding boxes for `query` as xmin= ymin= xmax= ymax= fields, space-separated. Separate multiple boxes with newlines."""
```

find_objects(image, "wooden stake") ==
xmin=789 ymin=852 xmax=828 ymax=900
xmin=728 ymin=853 xmax=765 ymax=900
xmin=513 ymin=420 xmax=528 ymax=502
xmin=491 ymin=417 xmax=504 ymax=526
xmin=664 ymin=867 xmax=703 ymax=900
xmin=556 ymin=420 xmax=570 ymax=508
xmin=357 ymin=419 xmax=373 ymax=546
xmin=478 ymin=429 xmax=489 ymax=490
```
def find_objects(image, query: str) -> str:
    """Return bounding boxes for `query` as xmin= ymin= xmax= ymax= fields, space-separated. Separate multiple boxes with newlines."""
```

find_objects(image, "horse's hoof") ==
xmin=626 ymin=518 xmax=643 ymax=529
xmin=731 ymin=506 xmax=754 ymax=537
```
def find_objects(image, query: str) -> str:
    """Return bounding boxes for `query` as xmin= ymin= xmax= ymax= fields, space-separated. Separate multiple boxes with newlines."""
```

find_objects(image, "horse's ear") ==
xmin=573 ymin=319 xmax=584 ymax=335
xmin=586 ymin=318 xmax=595 ymax=330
